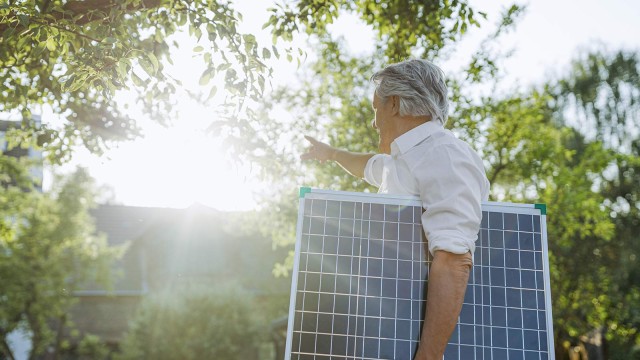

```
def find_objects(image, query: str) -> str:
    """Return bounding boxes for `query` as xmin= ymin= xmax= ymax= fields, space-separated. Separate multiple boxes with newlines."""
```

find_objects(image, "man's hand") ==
xmin=300 ymin=135 xmax=337 ymax=163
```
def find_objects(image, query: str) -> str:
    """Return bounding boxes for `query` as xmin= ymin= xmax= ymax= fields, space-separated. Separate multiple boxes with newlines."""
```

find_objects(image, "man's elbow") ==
xmin=432 ymin=250 xmax=473 ymax=274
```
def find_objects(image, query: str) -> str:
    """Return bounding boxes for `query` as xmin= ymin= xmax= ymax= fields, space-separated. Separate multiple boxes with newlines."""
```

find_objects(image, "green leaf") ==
xmin=262 ymin=48 xmax=271 ymax=60
xmin=193 ymin=46 xmax=204 ymax=52
xmin=207 ymin=85 xmax=218 ymax=100
xmin=131 ymin=72 xmax=144 ymax=87
xmin=146 ymin=53 xmax=159 ymax=73
xmin=139 ymin=58 xmax=155 ymax=77
xmin=104 ymin=37 xmax=117 ymax=44
xmin=46 ymin=37 xmax=56 ymax=51
xmin=199 ymin=69 xmax=211 ymax=86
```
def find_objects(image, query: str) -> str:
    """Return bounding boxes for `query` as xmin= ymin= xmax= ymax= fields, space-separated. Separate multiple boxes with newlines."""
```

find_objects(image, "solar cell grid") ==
xmin=287 ymin=190 xmax=553 ymax=360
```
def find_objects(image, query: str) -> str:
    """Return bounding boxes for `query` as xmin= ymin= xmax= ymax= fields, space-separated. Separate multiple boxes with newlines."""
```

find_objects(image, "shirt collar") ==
xmin=390 ymin=121 xmax=444 ymax=155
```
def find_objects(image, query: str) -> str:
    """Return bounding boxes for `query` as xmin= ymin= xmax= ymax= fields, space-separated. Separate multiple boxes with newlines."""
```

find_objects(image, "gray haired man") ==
xmin=301 ymin=59 xmax=490 ymax=360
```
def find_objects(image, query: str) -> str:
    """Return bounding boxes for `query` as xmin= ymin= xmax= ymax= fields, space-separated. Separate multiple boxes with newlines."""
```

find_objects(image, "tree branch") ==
xmin=0 ymin=0 xmax=163 ymax=35
xmin=1 ymin=338 xmax=16 ymax=360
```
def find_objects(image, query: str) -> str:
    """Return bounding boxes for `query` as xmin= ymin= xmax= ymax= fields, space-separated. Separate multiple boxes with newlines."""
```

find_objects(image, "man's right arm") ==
xmin=301 ymin=135 xmax=374 ymax=179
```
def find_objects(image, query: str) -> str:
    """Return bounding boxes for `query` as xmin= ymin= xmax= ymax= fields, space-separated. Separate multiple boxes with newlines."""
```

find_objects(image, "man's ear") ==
xmin=391 ymin=95 xmax=400 ymax=115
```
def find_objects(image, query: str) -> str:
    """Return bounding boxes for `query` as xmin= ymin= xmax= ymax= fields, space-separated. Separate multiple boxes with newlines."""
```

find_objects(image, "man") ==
xmin=301 ymin=59 xmax=490 ymax=360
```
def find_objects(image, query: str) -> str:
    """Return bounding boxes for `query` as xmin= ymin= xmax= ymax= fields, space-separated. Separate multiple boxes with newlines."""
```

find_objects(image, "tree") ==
xmin=116 ymin=285 xmax=269 ymax=360
xmin=1 ymin=0 xmax=272 ymax=162
xmin=550 ymin=50 xmax=640 ymax=359
xmin=0 ymin=168 xmax=122 ymax=360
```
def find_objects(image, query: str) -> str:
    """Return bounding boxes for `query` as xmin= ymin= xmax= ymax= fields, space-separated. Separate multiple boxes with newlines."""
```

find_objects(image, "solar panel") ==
xmin=285 ymin=188 xmax=554 ymax=360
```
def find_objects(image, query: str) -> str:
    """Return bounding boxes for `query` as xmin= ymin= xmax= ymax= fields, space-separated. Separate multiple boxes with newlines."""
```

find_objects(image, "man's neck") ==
xmin=394 ymin=115 xmax=431 ymax=138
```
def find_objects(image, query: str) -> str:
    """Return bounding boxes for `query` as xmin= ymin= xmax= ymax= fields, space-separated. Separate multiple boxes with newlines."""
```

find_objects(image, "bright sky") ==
xmin=45 ymin=0 xmax=640 ymax=211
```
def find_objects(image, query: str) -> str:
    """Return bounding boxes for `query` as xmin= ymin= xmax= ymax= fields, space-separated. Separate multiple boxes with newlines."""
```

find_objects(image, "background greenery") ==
xmin=1 ymin=0 xmax=638 ymax=359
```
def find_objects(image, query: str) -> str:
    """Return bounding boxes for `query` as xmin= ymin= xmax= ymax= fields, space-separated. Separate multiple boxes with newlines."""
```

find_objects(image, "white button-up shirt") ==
xmin=364 ymin=121 xmax=490 ymax=256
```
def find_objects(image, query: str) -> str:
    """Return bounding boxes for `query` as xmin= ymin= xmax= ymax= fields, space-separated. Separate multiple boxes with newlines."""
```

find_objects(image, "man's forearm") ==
xmin=331 ymin=149 xmax=374 ymax=179
xmin=414 ymin=250 xmax=473 ymax=360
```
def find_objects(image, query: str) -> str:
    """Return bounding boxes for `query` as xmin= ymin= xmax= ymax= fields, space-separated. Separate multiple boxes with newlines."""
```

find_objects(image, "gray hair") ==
xmin=371 ymin=59 xmax=449 ymax=125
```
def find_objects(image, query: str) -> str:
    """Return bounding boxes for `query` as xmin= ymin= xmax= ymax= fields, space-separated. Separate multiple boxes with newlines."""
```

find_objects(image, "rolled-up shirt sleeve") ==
xmin=414 ymin=144 xmax=485 ymax=256
xmin=363 ymin=154 xmax=391 ymax=188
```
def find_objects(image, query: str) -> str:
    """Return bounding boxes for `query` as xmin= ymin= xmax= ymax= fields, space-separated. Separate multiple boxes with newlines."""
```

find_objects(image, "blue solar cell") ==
xmin=505 ymin=249 xmax=520 ymax=268
xmin=317 ymin=315 xmax=332 ymax=333
xmin=508 ymin=308 xmax=523 ymax=328
xmin=492 ymin=327 xmax=507 ymax=347
xmin=481 ymin=211 xmax=489 ymax=228
xmin=506 ymin=288 xmax=522 ymax=308
xmin=492 ymin=348 xmax=508 ymax=360
xmin=508 ymin=328 xmax=524 ymax=349
xmin=311 ymin=199 xmax=326 ymax=216
xmin=492 ymin=306 xmax=507 ymax=326
xmin=384 ymin=222 xmax=398 ymax=240
xmin=322 ymin=255 xmax=338 ymax=274
xmin=524 ymin=329 xmax=539 ymax=351
xmin=369 ymin=239 xmax=383 ymax=257
xmin=504 ymin=212 xmax=518 ymax=230
xmin=491 ymin=267 xmax=506 ymax=287
xmin=380 ymin=319 xmax=395 ymax=339
xmin=397 ymin=299 xmax=411 ymax=319
xmin=370 ymin=221 xmax=383 ymax=239
xmin=365 ymin=318 xmax=380 ymax=338
xmin=379 ymin=338 xmax=394 ymax=358
xmin=505 ymin=231 xmax=519 ymax=249
xmin=525 ymin=350 xmax=541 ymax=360
xmin=460 ymin=345 xmax=476 ymax=359
xmin=460 ymin=303 xmax=474 ymax=324
xmin=534 ymin=233 xmax=542 ymax=251
xmin=518 ymin=214 xmax=533 ymax=232
xmin=522 ymin=270 xmax=536 ymax=289
xmin=365 ymin=297 xmax=381 ymax=317
xmin=538 ymin=311 xmax=547 ymax=330
xmin=319 ymin=293 xmax=333 ymax=313
xmin=533 ymin=215 xmax=541 ymax=233
xmin=326 ymin=200 xmax=340 ymax=217
xmin=480 ymin=229 xmax=489 ymax=247
xmin=522 ymin=289 xmax=537 ymax=309
xmin=491 ymin=287 xmax=506 ymax=307
xmin=490 ymin=229 xmax=505 ymax=248
xmin=490 ymin=248 xmax=506 ymax=267
xmin=521 ymin=251 xmax=536 ymax=269
xmin=368 ymin=258 xmax=382 ymax=277
xmin=326 ymin=218 xmax=339 ymax=236
xmin=521 ymin=232 xmax=534 ymax=250
xmin=383 ymin=259 xmax=398 ymax=278
xmin=382 ymin=278 xmax=396 ymax=297
xmin=489 ymin=212 xmax=504 ymax=229
xmin=537 ymin=291 xmax=546 ymax=310
xmin=381 ymin=297 xmax=395 ymax=318
xmin=339 ymin=219 xmax=354 ymax=236
xmin=397 ymin=280 xmax=411 ymax=299
xmin=509 ymin=348 xmax=525 ymax=360
xmin=398 ymin=260 xmax=412 ymax=279
xmin=399 ymin=206 xmax=413 ymax=223
xmin=370 ymin=203 xmax=384 ymax=221
xmin=523 ymin=309 xmax=538 ymax=330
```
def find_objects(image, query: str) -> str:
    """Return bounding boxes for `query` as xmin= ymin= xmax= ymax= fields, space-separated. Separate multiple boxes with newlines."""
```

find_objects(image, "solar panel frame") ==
xmin=286 ymin=188 xmax=554 ymax=360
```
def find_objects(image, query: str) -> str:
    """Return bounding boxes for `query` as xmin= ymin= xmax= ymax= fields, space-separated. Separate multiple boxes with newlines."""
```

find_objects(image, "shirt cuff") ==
xmin=425 ymin=229 xmax=477 ymax=257
xmin=363 ymin=154 xmax=386 ymax=187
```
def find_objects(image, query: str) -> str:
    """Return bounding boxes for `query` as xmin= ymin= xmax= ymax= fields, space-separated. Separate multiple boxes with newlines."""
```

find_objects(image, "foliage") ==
xmin=0 ymin=0 xmax=271 ymax=162
xmin=116 ymin=285 xmax=269 ymax=360
xmin=550 ymin=50 xmax=640 ymax=358
xmin=0 ymin=167 xmax=123 ymax=359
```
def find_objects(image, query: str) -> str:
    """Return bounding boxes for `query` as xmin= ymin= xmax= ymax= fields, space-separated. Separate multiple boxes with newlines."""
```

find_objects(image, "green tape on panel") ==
xmin=534 ymin=203 xmax=547 ymax=215
xmin=299 ymin=187 xmax=312 ymax=198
